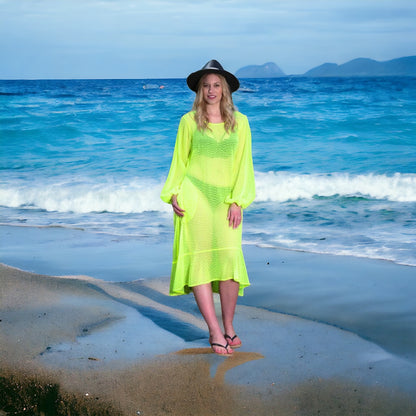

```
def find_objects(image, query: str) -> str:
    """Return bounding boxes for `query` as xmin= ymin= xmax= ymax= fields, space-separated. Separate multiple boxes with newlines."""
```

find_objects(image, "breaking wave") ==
xmin=1 ymin=172 xmax=415 ymax=214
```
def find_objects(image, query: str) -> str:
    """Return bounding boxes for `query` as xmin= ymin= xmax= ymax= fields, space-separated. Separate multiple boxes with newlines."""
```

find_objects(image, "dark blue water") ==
xmin=1 ymin=77 xmax=415 ymax=265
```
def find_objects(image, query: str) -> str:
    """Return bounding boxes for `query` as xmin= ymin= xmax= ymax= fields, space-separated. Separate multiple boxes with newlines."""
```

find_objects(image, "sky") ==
xmin=0 ymin=0 xmax=415 ymax=79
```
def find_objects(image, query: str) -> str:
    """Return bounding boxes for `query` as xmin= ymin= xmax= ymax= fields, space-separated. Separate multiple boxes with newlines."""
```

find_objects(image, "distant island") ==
xmin=236 ymin=56 xmax=416 ymax=78
xmin=236 ymin=62 xmax=286 ymax=78
xmin=304 ymin=56 xmax=416 ymax=77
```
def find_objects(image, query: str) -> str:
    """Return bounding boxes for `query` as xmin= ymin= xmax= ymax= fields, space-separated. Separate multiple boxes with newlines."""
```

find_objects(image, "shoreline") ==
xmin=1 ymin=261 xmax=416 ymax=414
xmin=2 ymin=218 xmax=416 ymax=268
xmin=1 ymin=222 xmax=416 ymax=361
xmin=248 ymin=240 xmax=416 ymax=268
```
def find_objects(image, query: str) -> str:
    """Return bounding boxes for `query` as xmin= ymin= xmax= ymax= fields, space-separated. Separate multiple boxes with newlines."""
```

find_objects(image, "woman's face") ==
xmin=201 ymin=73 xmax=223 ymax=106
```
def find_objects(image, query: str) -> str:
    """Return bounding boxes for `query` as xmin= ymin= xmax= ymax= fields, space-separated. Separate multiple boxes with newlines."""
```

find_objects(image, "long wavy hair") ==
xmin=192 ymin=73 xmax=237 ymax=133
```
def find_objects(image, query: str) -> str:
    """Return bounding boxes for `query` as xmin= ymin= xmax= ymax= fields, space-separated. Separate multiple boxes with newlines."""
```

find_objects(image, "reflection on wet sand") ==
xmin=175 ymin=348 xmax=264 ymax=383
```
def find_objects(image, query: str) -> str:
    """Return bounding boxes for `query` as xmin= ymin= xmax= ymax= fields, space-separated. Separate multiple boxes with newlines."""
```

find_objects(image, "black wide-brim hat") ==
xmin=186 ymin=60 xmax=240 ymax=93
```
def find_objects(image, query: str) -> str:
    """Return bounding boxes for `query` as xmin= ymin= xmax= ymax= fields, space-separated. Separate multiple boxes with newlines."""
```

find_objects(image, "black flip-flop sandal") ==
xmin=224 ymin=334 xmax=242 ymax=348
xmin=210 ymin=341 xmax=233 ymax=356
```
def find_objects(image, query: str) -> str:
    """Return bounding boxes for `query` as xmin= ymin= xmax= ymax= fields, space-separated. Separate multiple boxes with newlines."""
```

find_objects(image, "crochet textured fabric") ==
xmin=161 ymin=111 xmax=255 ymax=296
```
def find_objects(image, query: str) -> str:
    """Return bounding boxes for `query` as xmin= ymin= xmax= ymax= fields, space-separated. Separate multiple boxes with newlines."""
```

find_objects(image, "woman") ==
xmin=161 ymin=60 xmax=255 ymax=355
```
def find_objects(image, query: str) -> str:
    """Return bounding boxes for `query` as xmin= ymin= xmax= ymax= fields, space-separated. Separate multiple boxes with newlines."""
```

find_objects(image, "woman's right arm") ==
xmin=160 ymin=114 xmax=193 ymax=207
xmin=171 ymin=194 xmax=185 ymax=217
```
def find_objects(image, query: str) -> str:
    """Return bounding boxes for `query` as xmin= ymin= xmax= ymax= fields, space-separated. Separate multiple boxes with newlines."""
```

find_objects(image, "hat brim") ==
xmin=186 ymin=69 xmax=240 ymax=93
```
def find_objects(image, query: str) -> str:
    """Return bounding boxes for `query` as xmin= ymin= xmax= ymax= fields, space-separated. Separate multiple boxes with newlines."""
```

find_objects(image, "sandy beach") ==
xmin=1 ymin=241 xmax=416 ymax=415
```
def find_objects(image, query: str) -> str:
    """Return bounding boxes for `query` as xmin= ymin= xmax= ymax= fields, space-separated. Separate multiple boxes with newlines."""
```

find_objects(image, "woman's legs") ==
xmin=219 ymin=279 xmax=242 ymax=347
xmin=193 ymin=283 xmax=233 ymax=354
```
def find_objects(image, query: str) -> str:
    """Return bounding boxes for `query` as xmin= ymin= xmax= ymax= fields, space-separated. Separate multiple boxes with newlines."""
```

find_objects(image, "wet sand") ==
xmin=1 ymin=256 xmax=416 ymax=415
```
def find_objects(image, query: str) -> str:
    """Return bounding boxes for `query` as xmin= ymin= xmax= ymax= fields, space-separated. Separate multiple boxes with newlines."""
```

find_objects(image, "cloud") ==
xmin=0 ymin=0 xmax=415 ymax=78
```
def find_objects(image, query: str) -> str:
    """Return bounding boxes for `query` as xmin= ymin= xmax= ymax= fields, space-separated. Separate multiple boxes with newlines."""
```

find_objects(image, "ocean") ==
xmin=1 ymin=77 xmax=415 ymax=267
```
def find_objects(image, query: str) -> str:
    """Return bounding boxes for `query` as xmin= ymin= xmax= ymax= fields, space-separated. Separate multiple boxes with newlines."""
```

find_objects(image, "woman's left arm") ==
xmin=225 ymin=114 xmax=256 ymax=210
xmin=227 ymin=202 xmax=242 ymax=229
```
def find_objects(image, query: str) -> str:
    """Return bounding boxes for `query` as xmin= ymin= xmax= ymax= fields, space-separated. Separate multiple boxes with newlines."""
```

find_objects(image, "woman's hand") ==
xmin=171 ymin=194 xmax=185 ymax=217
xmin=227 ymin=203 xmax=242 ymax=229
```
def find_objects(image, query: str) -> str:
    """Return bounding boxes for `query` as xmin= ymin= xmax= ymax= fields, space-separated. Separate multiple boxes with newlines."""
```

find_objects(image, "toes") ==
xmin=232 ymin=336 xmax=242 ymax=346
xmin=225 ymin=334 xmax=242 ymax=348
xmin=210 ymin=340 xmax=233 ymax=355
xmin=213 ymin=345 xmax=232 ymax=355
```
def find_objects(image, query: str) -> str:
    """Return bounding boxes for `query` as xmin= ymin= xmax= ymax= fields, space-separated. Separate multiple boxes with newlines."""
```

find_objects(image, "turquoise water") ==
xmin=1 ymin=77 xmax=416 ymax=265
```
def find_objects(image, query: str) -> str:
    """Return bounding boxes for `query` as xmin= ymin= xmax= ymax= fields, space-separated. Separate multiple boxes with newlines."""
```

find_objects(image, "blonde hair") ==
xmin=192 ymin=74 xmax=237 ymax=133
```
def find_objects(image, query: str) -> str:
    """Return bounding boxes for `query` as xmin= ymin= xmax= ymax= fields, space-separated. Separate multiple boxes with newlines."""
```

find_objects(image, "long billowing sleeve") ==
xmin=160 ymin=114 xmax=193 ymax=203
xmin=224 ymin=114 xmax=256 ymax=208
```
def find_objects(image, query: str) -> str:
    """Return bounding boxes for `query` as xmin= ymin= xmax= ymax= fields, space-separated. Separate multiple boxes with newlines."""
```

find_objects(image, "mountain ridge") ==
xmin=236 ymin=56 xmax=416 ymax=78
xmin=236 ymin=62 xmax=286 ymax=78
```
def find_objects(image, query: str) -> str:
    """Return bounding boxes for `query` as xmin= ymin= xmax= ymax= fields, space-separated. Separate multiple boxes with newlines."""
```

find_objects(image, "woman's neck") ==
xmin=206 ymin=104 xmax=223 ymax=123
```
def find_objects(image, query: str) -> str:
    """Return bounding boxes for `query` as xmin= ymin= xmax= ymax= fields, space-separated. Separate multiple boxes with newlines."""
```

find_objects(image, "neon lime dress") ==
xmin=161 ymin=111 xmax=255 ymax=296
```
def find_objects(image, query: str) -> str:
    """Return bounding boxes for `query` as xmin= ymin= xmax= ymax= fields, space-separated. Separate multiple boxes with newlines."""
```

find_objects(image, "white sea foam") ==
xmin=255 ymin=172 xmax=416 ymax=203
xmin=0 ymin=178 xmax=170 ymax=214
xmin=1 ymin=172 xmax=415 ymax=214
